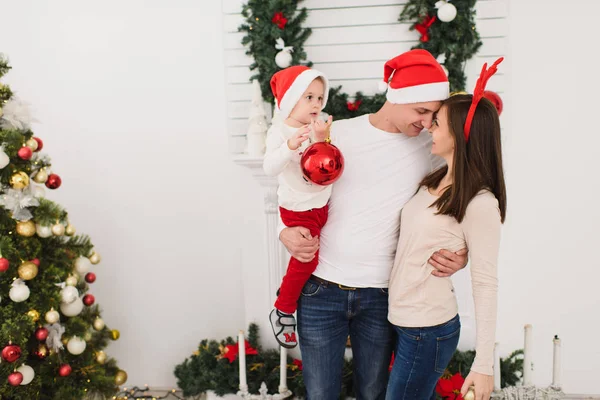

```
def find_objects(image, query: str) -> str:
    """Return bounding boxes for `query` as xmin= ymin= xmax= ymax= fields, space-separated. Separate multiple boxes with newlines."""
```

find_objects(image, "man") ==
xmin=277 ymin=49 xmax=468 ymax=399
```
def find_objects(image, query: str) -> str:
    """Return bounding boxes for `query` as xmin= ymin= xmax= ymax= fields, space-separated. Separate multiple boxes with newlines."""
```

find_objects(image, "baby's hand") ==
xmin=312 ymin=115 xmax=333 ymax=142
xmin=287 ymin=125 xmax=310 ymax=150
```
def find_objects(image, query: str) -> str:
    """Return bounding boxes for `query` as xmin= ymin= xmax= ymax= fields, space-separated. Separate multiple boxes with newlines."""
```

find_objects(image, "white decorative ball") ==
xmin=438 ymin=3 xmax=457 ymax=22
xmin=67 ymin=336 xmax=87 ymax=355
xmin=93 ymin=318 xmax=105 ymax=331
xmin=0 ymin=149 xmax=9 ymax=169
xmin=60 ymin=296 xmax=84 ymax=317
xmin=74 ymin=256 xmax=92 ymax=275
xmin=65 ymin=275 xmax=78 ymax=286
xmin=9 ymin=282 xmax=30 ymax=302
xmin=275 ymin=50 xmax=293 ymax=69
xmin=17 ymin=365 xmax=35 ymax=385
xmin=36 ymin=224 xmax=52 ymax=238
xmin=61 ymin=286 xmax=79 ymax=304
xmin=52 ymin=223 xmax=65 ymax=236
xmin=45 ymin=308 xmax=60 ymax=324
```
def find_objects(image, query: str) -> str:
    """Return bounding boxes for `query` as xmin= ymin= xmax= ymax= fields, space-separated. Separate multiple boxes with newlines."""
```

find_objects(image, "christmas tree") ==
xmin=0 ymin=54 xmax=126 ymax=400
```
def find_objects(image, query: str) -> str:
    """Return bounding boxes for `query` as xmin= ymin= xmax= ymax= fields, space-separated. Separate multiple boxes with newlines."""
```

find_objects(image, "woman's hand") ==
xmin=461 ymin=371 xmax=494 ymax=400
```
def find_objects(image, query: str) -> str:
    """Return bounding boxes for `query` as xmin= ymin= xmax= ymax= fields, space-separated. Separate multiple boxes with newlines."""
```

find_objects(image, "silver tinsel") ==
xmin=30 ymin=152 xmax=52 ymax=175
xmin=0 ymin=96 xmax=37 ymax=131
xmin=44 ymin=323 xmax=65 ymax=352
xmin=0 ymin=186 xmax=39 ymax=221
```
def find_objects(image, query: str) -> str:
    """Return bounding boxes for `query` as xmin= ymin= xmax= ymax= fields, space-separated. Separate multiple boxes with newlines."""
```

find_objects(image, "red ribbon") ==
xmin=347 ymin=100 xmax=362 ymax=111
xmin=464 ymin=57 xmax=504 ymax=141
xmin=272 ymin=12 xmax=288 ymax=30
xmin=415 ymin=15 xmax=437 ymax=42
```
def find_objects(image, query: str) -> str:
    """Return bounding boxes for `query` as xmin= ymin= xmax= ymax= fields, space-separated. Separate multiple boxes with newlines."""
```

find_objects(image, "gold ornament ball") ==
xmin=27 ymin=309 xmax=40 ymax=322
xmin=51 ymin=223 xmax=65 ymax=236
xmin=463 ymin=387 xmax=476 ymax=400
xmin=65 ymin=275 xmax=78 ymax=286
xmin=96 ymin=350 xmax=107 ymax=364
xmin=110 ymin=329 xmax=120 ymax=340
xmin=45 ymin=308 xmax=60 ymax=324
xmin=18 ymin=261 xmax=38 ymax=280
xmin=26 ymin=138 xmax=39 ymax=151
xmin=62 ymin=337 xmax=69 ymax=346
xmin=89 ymin=252 xmax=101 ymax=265
xmin=114 ymin=370 xmax=128 ymax=386
xmin=16 ymin=220 xmax=36 ymax=237
xmin=93 ymin=318 xmax=105 ymax=331
xmin=84 ymin=331 xmax=93 ymax=341
xmin=65 ymin=224 xmax=76 ymax=236
xmin=33 ymin=169 xmax=48 ymax=184
xmin=10 ymin=171 xmax=30 ymax=189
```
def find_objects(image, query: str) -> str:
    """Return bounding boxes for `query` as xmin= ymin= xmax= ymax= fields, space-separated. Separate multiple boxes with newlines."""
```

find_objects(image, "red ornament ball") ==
xmin=83 ymin=294 xmax=95 ymax=306
xmin=58 ymin=364 xmax=72 ymax=377
xmin=0 ymin=257 xmax=9 ymax=272
xmin=8 ymin=371 xmax=23 ymax=386
xmin=35 ymin=327 xmax=49 ymax=341
xmin=483 ymin=90 xmax=503 ymax=116
xmin=18 ymin=146 xmax=33 ymax=160
xmin=85 ymin=272 xmax=96 ymax=283
xmin=1 ymin=344 xmax=22 ymax=363
xmin=34 ymin=344 xmax=49 ymax=360
xmin=33 ymin=137 xmax=44 ymax=152
xmin=300 ymin=142 xmax=345 ymax=186
xmin=31 ymin=258 xmax=40 ymax=267
xmin=45 ymin=174 xmax=62 ymax=189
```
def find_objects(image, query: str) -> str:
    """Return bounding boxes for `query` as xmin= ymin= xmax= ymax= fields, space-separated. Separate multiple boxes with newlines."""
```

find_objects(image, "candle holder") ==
xmin=237 ymin=382 xmax=292 ymax=399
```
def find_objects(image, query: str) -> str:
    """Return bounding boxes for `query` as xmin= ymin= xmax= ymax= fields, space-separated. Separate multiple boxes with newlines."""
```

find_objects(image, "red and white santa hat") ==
xmin=270 ymin=65 xmax=329 ymax=120
xmin=379 ymin=49 xmax=449 ymax=104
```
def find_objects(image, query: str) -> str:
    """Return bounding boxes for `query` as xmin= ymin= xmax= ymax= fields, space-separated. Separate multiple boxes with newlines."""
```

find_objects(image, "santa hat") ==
xmin=270 ymin=65 xmax=329 ymax=120
xmin=379 ymin=49 xmax=449 ymax=104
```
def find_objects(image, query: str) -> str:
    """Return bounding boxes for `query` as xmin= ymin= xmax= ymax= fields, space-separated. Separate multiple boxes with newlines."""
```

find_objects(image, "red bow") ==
xmin=415 ymin=15 xmax=437 ymax=42
xmin=347 ymin=100 xmax=362 ymax=111
xmin=272 ymin=12 xmax=288 ymax=30
xmin=464 ymin=57 xmax=504 ymax=141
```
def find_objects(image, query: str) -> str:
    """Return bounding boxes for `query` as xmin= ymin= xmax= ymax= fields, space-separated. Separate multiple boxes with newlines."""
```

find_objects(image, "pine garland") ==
xmin=238 ymin=0 xmax=482 ymax=121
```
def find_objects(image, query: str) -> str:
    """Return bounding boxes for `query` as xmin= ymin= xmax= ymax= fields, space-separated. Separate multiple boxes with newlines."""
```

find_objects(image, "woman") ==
xmin=386 ymin=60 xmax=506 ymax=400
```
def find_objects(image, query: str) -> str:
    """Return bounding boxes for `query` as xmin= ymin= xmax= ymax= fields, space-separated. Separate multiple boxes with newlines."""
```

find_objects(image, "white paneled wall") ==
xmin=222 ymin=0 xmax=508 ymax=154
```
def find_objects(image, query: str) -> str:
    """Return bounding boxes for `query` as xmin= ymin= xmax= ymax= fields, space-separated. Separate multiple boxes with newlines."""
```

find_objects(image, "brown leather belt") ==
xmin=310 ymin=274 xmax=357 ymax=291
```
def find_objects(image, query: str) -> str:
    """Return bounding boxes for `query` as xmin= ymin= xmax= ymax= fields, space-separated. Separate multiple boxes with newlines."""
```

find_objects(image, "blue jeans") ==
xmin=297 ymin=277 xmax=393 ymax=400
xmin=386 ymin=314 xmax=461 ymax=400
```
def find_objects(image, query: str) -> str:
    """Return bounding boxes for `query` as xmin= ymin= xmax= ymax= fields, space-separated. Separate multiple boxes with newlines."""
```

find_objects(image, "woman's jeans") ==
xmin=386 ymin=314 xmax=461 ymax=400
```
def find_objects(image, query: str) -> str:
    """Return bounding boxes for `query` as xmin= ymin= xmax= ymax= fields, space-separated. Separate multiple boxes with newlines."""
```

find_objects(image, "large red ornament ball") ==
xmin=33 ymin=137 xmax=44 ymax=152
xmin=45 ymin=174 xmax=62 ymax=189
xmin=18 ymin=146 xmax=33 ymax=160
xmin=1 ymin=344 xmax=22 ymax=363
xmin=58 ymin=364 xmax=72 ymax=377
xmin=8 ymin=371 xmax=23 ymax=386
xmin=483 ymin=90 xmax=503 ymax=116
xmin=83 ymin=294 xmax=95 ymax=306
xmin=0 ymin=257 xmax=9 ymax=272
xmin=300 ymin=142 xmax=345 ymax=186
xmin=85 ymin=272 xmax=96 ymax=283
xmin=35 ymin=327 xmax=49 ymax=341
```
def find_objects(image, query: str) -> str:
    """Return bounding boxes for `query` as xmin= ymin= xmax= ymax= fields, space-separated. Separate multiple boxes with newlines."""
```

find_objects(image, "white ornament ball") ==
xmin=65 ymin=275 xmax=78 ymax=286
xmin=16 ymin=365 xmax=35 ymax=385
xmin=61 ymin=286 xmax=79 ymax=304
xmin=93 ymin=318 xmax=105 ymax=331
xmin=437 ymin=2 xmax=457 ymax=22
xmin=36 ymin=224 xmax=52 ymax=238
xmin=74 ymin=256 xmax=92 ymax=275
xmin=9 ymin=283 xmax=30 ymax=302
xmin=67 ymin=336 xmax=87 ymax=355
xmin=275 ymin=50 xmax=293 ymax=69
xmin=45 ymin=308 xmax=60 ymax=324
xmin=60 ymin=296 xmax=84 ymax=317
xmin=0 ymin=149 xmax=9 ymax=169
xmin=31 ymin=185 xmax=46 ymax=198
xmin=52 ymin=223 xmax=65 ymax=236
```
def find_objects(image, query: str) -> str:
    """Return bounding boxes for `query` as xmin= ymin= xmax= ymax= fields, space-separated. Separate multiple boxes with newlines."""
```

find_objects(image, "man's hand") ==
xmin=279 ymin=226 xmax=319 ymax=263
xmin=430 ymin=248 xmax=468 ymax=277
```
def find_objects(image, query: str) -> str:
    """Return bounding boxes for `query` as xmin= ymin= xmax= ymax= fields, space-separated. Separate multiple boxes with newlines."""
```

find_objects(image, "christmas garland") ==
xmin=238 ymin=0 xmax=482 ymax=120
xmin=174 ymin=323 xmax=524 ymax=398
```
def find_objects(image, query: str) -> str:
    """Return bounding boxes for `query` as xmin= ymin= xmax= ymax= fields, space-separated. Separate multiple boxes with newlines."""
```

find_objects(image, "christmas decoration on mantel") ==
xmin=0 ymin=54 xmax=125 ymax=400
xmin=238 ymin=0 xmax=485 ymax=121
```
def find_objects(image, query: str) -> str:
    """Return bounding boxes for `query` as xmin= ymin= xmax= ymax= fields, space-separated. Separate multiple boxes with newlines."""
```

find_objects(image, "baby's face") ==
xmin=288 ymin=78 xmax=325 ymax=125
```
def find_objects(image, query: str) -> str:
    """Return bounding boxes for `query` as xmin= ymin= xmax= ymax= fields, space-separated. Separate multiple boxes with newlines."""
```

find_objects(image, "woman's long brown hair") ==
xmin=420 ymin=94 xmax=507 ymax=223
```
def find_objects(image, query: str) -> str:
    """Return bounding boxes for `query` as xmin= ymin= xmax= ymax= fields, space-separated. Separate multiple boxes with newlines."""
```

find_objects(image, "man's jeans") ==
xmin=297 ymin=277 xmax=394 ymax=400
xmin=386 ymin=314 xmax=461 ymax=400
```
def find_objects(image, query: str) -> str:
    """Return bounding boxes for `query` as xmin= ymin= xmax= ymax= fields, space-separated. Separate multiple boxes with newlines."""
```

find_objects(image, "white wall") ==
xmin=0 ymin=0 xmax=255 ymax=388
xmin=498 ymin=0 xmax=600 ymax=394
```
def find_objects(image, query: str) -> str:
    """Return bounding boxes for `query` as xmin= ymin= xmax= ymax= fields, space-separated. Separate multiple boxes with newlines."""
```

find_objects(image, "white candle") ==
xmin=552 ymin=335 xmax=561 ymax=389
xmin=493 ymin=342 xmax=501 ymax=390
xmin=279 ymin=345 xmax=287 ymax=392
xmin=238 ymin=330 xmax=247 ymax=391
xmin=523 ymin=324 xmax=533 ymax=386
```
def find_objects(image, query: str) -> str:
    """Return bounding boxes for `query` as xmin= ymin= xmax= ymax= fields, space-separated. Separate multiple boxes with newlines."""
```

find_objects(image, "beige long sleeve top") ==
xmin=388 ymin=186 xmax=501 ymax=375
